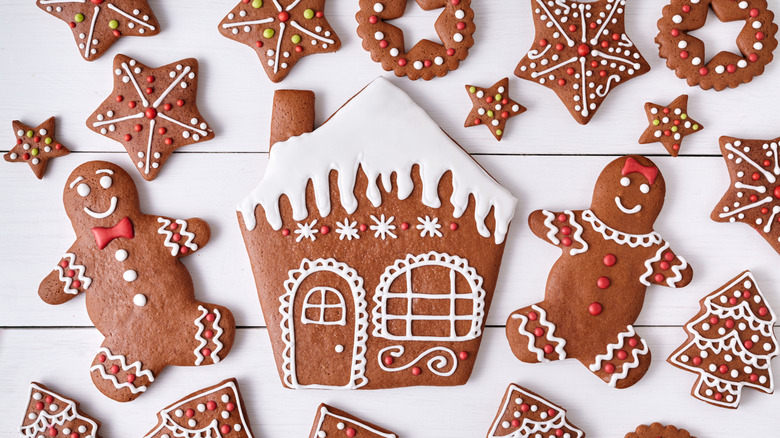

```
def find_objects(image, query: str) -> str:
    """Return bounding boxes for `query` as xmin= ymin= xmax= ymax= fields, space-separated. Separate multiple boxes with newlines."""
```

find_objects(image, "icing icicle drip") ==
xmin=582 ymin=209 xmax=662 ymax=247
xmin=377 ymin=346 xmax=458 ymax=377
xmin=510 ymin=305 xmax=567 ymax=362
xmin=237 ymin=78 xmax=517 ymax=244
xmin=157 ymin=217 xmax=198 ymax=256
xmin=89 ymin=347 xmax=155 ymax=394
xmin=55 ymin=253 xmax=92 ymax=294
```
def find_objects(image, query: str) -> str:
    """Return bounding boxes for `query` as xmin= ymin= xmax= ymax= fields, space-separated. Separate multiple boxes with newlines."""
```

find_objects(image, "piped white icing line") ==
xmin=581 ymin=209 xmax=662 ymax=247
xmin=487 ymin=384 xmax=584 ymax=438
xmin=237 ymin=77 xmax=517 ymax=244
xmin=177 ymin=219 xmax=198 ymax=251
xmin=55 ymin=253 xmax=92 ymax=294
xmin=280 ymin=258 xmax=368 ymax=389
xmin=89 ymin=347 xmax=154 ymax=394
xmin=566 ymin=210 xmax=588 ymax=255
xmin=377 ymin=346 xmax=458 ymax=377
xmin=510 ymin=305 xmax=567 ymax=363
xmin=157 ymin=218 xmax=198 ymax=256
xmin=595 ymin=326 xmax=649 ymax=388
xmin=19 ymin=383 xmax=99 ymax=438
xmin=666 ymin=255 xmax=688 ymax=287
xmin=314 ymin=406 xmax=396 ymax=438
xmin=639 ymin=242 xmax=688 ymax=287
xmin=541 ymin=210 xmax=560 ymax=244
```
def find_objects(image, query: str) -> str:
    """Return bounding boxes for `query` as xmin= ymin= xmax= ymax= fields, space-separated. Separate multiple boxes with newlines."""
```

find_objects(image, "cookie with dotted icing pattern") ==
xmin=144 ymin=378 xmax=254 ymax=438
xmin=356 ymin=0 xmax=476 ymax=81
xmin=218 ymin=0 xmax=342 ymax=83
xmin=19 ymin=382 xmax=101 ymax=438
xmin=514 ymin=0 xmax=650 ymax=125
xmin=625 ymin=423 xmax=694 ymax=438
xmin=638 ymin=95 xmax=703 ymax=157
xmin=309 ymin=404 xmax=397 ymax=438
xmin=486 ymin=383 xmax=584 ymax=438
xmin=656 ymin=0 xmax=778 ymax=91
xmin=506 ymin=156 xmax=694 ymax=389
xmin=36 ymin=0 xmax=159 ymax=62
xmin=4 ymin=117 xmax=70 ymax=179
xmin=464 ymin=78 xmax=527 ymax=141
xmin=86 ymin=54 xmax=215 ymax=181
xmin=668 ymin=271 xmax=778 ymax=409
xmin=711 ymin=136 xmax=780 ymax=254
xmin=38 ymin=161 xmax=235 ymax=402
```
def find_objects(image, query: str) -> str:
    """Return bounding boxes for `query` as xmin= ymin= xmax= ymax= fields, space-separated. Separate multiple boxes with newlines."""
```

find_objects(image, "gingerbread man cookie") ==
xmin=464 ymin=78 xmax=526 ymax=141
xmin=486 ymin=383 xmax=585 ymax=438
xmin=506 ymin=156 xmax=694 ymax=389
xmin=625 ymin=423 xmax=694 ymax=438
xmin=38 ymin=161 xmax=235 ymax=402
xmin=4 ymin=117 xmax=70 ymax=179
xmin=309 ymin=404 xmax=397 ymax=438
xmin=19 ymin=382 xmax=101 ymax=438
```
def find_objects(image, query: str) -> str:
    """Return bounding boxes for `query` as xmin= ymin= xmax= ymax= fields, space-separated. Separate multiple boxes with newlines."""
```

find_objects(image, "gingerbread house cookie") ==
xmin=237 ymin=78 xmax=517 ymax=390
xmin=309 ymin=404 xmax=397 ymax=438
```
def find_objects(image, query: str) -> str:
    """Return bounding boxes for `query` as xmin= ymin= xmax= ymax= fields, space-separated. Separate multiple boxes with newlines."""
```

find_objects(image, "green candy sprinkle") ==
xmin=469 ymin=86 xmax=476 ymax=93
xmin=487 ymin=110 xmax=494 ymax=117
xmin=45 ymin=137 xmax=52 ymax=145
xmin=652 ymin=119 xmax=660 ymax=126
xmin=681 ymin=114 xmax=687 ymax=120
xmin=496 ymin=129 xmax=503 ymax=136
xmin=263 ymin=28 xmax=275 ymax=38
xmin=74 ymin=13 xmax=84 ymax=23
xmin=304 ymin=9 xmax=315 ymax=19
xmin=252 ymin=0 xmax=263 ymax=8
xmin=495 ymin=94 xmax=502 ymax=100
xmin=693 ymin=124 xmax=699 ymax=130
xmin=671 ymin=126 xmax=678 ymax=132
xmin=26 ymin=130 xmax=33 ymax=138
xmin=291 ymin=34 xmax=301 ymax=44
xmin=31 ymin=148 xmax=39 ymax=156
xmin=109 ymin=20 xmax=119 ymax=29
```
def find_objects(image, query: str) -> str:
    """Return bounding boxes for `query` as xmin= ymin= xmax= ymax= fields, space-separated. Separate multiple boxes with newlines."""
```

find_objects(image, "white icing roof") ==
xmin=238 ymin=77 xmax=517 ymax=244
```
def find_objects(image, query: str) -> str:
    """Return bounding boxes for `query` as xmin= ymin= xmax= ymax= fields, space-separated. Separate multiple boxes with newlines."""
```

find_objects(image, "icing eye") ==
xmin=620 ymin=177 xmax=630 ymax=187
xmin=100 ymin=176 xmax=113 ymax=189
xmin=76 ymin=183 xmax=91 ymax=197
xmin=640 ymin=184 xmax=650 ymax=194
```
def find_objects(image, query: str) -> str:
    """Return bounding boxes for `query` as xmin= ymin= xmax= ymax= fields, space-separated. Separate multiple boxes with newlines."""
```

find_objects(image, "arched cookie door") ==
xmin=280 ymin=258 xmax=368 ymax=389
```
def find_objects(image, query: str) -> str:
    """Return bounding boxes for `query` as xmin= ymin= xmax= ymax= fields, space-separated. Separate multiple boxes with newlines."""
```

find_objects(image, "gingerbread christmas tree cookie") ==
xmin=668 ymin=271 xmax=778 ymax=408
xmin=486 ymin=384 xmax=584 ymax=438
xmin=638 ymin=95 xmax=703 ymax=157
xmin=86 ymin=55 xmax=214 ymax=181
xmin=19 ymin=382 xmax=101 ymax=438
xmin=626 ymin=423 xmax=694 ymax=438
xmin=36 ymin=0 xmax=159 ymax=61
xmin=464 ymin=78 xmax=526 ymax=141
xmin=4 ymin=117 xmax=69 ymax=179
xmin=218 ymin=0 xmax=341 ymax=83
xmin=309 ymin=404 xmax=397 ymax=438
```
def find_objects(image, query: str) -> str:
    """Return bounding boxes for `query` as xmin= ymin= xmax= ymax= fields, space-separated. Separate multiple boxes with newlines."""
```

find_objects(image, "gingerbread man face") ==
xmin=591 ymin=156 xmax=666 ymax=234
xmin=64 ymin=161 xmax=140 ymax=232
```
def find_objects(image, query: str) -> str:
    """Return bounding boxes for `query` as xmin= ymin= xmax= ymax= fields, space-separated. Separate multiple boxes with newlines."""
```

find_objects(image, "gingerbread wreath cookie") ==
xmin=309 ymin=404 xmax=397 ymax=438
xmin=668 ymin=271 xmax=778 ymax=409
xmin=486 ymin=383 xmax=584 ymax=438
xmin=218 ymin=0 xmax=341 ymax=83
xmin=4 ymin=117 xmax=70 ymax=179
xmin=625 ymin=423 xmax=694 ymax=438
xmin=711 ymin=136 xmax=780 ymax=254
xmin=39 ymin=161 xmax=235 ymax=402
xmin=356 ymin=0 xmax=475 ymax=80
xmin=19 ymin=382 xmax=101 ymax=438
xmin=656 ymin=0 xmax=778 ymax=91
xmin=515 ymin=0 xmax=650 ymax=125
xmin=638 ymin=95 xmax=703 ymax=157
xmin=237 ymin=78 xmax=516 ymax=390
xmin=87 ymin=55 xmax=214 ymax=181
xmin=36 ymin=0 xmax=159 ymax=62
xmin=464 ymin=78 xmax=526 ymax=141
xmin=506 ymin=156 xmax=694 ymax=389
xmin=143 ymin=379 xmax=254 ymax=438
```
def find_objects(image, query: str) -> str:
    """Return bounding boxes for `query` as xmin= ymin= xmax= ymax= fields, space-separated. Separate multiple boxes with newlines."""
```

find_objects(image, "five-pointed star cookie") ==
xmin=218 ymin=0 xmax=341 ymax=83
xmin=464 ymin=78 xmax=526 ymax=141
xmin=639 ymin=95 xmax=703 ymax=157
xmin=712 ymin=136 xmax=780 ymax=254
xmin=36 ymin=0 xmax=159 ymax=62
xmin=514 ymin=0 xmax=651 ymax=125
xmin=86 ymin=55 xmax=215 ymax=181
xmin=4 ymin=117 xmax=70 ymax=179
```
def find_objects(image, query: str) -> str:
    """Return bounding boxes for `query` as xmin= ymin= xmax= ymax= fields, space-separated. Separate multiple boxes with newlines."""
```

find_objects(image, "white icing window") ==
xmin=372 ymin=252 xmax=486 ymax=342
xmin=301 ymin=287 xmax=346 ymax=326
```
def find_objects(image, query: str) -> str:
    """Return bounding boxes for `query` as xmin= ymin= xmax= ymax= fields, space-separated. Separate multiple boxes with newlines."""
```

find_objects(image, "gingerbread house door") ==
xmin=280 ymin=258 xmax=368 ymax=389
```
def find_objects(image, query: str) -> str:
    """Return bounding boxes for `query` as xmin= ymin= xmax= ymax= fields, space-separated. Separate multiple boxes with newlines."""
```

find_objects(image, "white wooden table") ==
xmin=2 ymin=0 xmax=779 ymax=436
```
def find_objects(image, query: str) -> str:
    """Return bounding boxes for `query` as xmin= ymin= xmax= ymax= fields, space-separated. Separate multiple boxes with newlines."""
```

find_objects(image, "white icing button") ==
xmin=77 ymin=183 xmax=91 ymax=197
xmin=123 ymin=270 xmax=138 ymax=282
xmin=133 ymin=294 xmax=147 ymax=307
xmin=222 ymin=411 xmax=230 ymax=419
xmin=235 ymin=424 xmax=242 ymax=432
xmin=337 ymin=422 xmax=345 ymax=430
xmin=49 ymin=404 xmax=58 ymax=411
xmin=175 ymin=409 xmax=183 ymax=417
xmin=78 ymin=426 xmax=87 ymax=433
xmin=335 ymin=344 xmax=344 ymax=353
xmin=672 ymin=15 xmax=682 ymax=24
xmin=197 ymin=403 xmax=206 ymax=412
xmin=27 ymin=413 xmax=36 ymax=420
xmin=115 ymin=249 xmax=128 ymax=261
xmin=188 ymin=419 xmax=196 ymax=427
xmin=33 ymin=393 xmax=42 ymax=400
xmin=374 ymin=31 xmax=384 ymax=40
xmin=317 ymin=432 xmax=326 ymax=438
xmin=221 ymin=394 xmax=230 ymax=403
xmin=455 ymin=10 xmax=465 ymax=19
xmin=373 ymin=3 xmax=384 ymax=12
xmin=453 ymin=33 xmax=464 ymax=42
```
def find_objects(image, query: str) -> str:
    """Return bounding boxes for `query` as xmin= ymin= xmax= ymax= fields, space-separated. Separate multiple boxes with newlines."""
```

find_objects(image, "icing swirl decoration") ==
xmin=378 ymin=346 xmax=458 ymax=377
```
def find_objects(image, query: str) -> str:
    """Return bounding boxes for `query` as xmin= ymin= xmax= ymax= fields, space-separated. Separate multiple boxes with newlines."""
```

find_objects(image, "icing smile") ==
xmin=84 ymin=197 xmax=118 ymax=219
xmin=615 ymin=197 xmax=641 ymax=215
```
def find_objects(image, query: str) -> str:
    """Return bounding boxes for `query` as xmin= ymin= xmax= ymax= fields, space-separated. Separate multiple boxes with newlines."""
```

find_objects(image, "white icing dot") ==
xmin=9 ymin=153 xmax=17 ymax=159
xmin=739 ymin=1 xmax=748 ymax=8
xmin=731 ymin=370 xmax=739 ymax=378
xmin=709 ymin=364 xmax=717 ymax=372
xmin=455 ymin=10 xmax=465 ymax=19
xmin=337 ymin=423 xmax=345 ymax=430
xmin=512 ymin=105 xmax=520 ymax=111
xmin=100 ymin=175 xmax=112 ymax=189
xmin=478 ymin=108 xmax=485 ymax=115
xmin=373 ymin=3 xmax=384 ymax=12
xmin=491 ymin=120 xmax=499 ymax=126
xmin=754 ymin=42 xmax=764 ymax=50
xmin=692 ymin=57 xmax=701 ymax=66
xmin=28 ymin=413 xmax=36 ymax=420
xmin=672 ymin=15 xmax=682 ymax=24
xmin=63 ymin=429 xmax=71 ymax=435
xmin=154 ymin=152 xmax=161 ymax=159
xmin=317 ymin=432 xmax=326 ymax=438
xmin=235 ymin=424 xmax=242 ymax=432
xmin=188 ymin=419 xmax=196 ymax=427
xmin=222 ymin=394 xmax=230 ymax=403
xmin=678 ymin=40 xmax=688 ymax=49
xmin=502 ymin=421 xmax=510 ymax=428
xmin=175 ymin=409 xmax=183 ymax=417
xmin=31 ymin=158 xmax=39 ymax=165
xmin=335 ymin=344 xmax=344 ymax=353
xmin=414 ymin=61 xmax=423 ymax=69
xmin=374 ymin=31 xmax=384 ymax=40
xmin=453 ymin=33 xmax=464 ymax=42
xmin=620 ymin=177 xmax=630 ymax=187
xmin=222 ymin=411 xmax=230 ymax=419
xmin=49 ymin=404 xmax=58 ymax=411
xmin=680 ymin=355 xmax=689 ymax=362
xmin=760 ymin=376 xmax=768 ymax=383
xmin=764 ymin=343 xmax=773 ymax=351
xmin=183 ymin=131 xmax=191 ymax=139
xmin=390 ymin=48 xmax=399 ymax=57
xmin=33 ymin=393 xmax=42 ymax=400
xmin=715 ymin=65 xmax=725 ymax=74
xmin=702 ymin=323 xmax=711 ymax=330
xmin=44 ymin=146 xmax=51 ymax=152
xmin=115 ymin=250 xmax=128 ymax=261
xmin=123 ymin=270 xmax=138 ymax=282
xmin=197 ymin=404 xmax=206 ymax=412
xmin=77 ymin=183 xmax=91 ymax=197
xmin=434 ymin=56 xmax=444 ymax=65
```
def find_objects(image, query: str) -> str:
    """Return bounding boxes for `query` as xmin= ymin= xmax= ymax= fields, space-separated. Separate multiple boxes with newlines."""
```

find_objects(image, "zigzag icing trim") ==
xmin=566 ymin=210 xmax=588 ymax=256
xmin=157 ymin=218 xmax=198 ymax=256
xmin=177 ymin=219 xmax=198 ymax=251
xmin=193 ymin=306 xmax=224 ymax=366
xmin=55 ymin=253 xmax=92 ymax=294
xmin=542 ymin=210 xmax=560 ymax=244
xmin=639 ymin=242 xmax=688 ymax=287
xmin=667 ymin=255 xmax=688 ymax=287
xmin=511 ymin=305 xmax=567 ymax=362
xmin=582 ymin=209 xmax=662 ymax=248
xmin=605 ymin=331 xmax=649 ymax=388
xmin=89 ymin=347 xmax=155 ymax=394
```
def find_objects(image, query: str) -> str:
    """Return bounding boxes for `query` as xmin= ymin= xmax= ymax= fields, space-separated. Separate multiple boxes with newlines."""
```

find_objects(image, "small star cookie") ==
xmin=464 ymin=78 xmax=526 ymax=141
xmin=4 ymin=117 xmax=70 ymax=179
xmin=638 ymin=95 xmax=703 ymax=157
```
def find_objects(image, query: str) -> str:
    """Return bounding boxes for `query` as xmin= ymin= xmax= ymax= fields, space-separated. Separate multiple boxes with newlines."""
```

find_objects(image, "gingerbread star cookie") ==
xmin=638 ymin=95 xmax=703 ymax=157
xmin=514 ymin=0 xmax=650 ymax=125
xmin=218 ymin=0 xmax=341 ymax=83
xmin=4 ymin=117 xmax=70 ymax=179
xmin=486 ymin=383 xmax=585 ymax=438
xmin=625 ymin=423 xmax=694 ymax=438
xmin=464 ymin=78 xmax=526 ymax=141
xmin=87 ymin=55 xmax=215 ymax=181
xmin=309 ymin=404 xmax=397 ymax=438
xmin=711 ymin=136 xmax=780 ymax=254
xmin=19 ymin=382 xmax=101 ymax=438
xmin=36 ymin=0 xmax=159 ymax=62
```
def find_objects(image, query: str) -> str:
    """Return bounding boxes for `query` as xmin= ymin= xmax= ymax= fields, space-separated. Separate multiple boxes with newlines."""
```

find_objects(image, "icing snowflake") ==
xmin=514 ymin=0 xmax=650 ymax=124
xmin=335 ymin=218 xmax=360 ymax=241
xmin=294 ymin=219 xmax=319 ymax=242
xmin=416 ymin=215 xmax=443 ymax=238
xmin=369 ymin=214 xmax=397 ymax=240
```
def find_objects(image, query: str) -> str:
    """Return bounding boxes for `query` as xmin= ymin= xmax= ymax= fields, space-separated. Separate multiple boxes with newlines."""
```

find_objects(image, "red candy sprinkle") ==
xmin=534 ymin=327 xmax=545 ymax=337
xmin=447 ymin=48 xmax=456 ymax=56
xmin=165 ymin=138 xmax=173 ymax=145
xmin=116 ymin=95 xmax=123 ymax=102
xmin=528 ymin=311 xmax=538 ymax=321
xmin=511 ymin=419 xmax=521 ymax=428
xmin=628 ymin=338 xmax=638 ymax=347
xmin=72 ymin=280 xmax=81 ymax=288
xmin=127 ymin=374 xmax=136 ymax=383
xmin=560 ymin=226 xmax=572 ymax=235
xmin=398 ymin=59 xmax=407 ymax=66
xmin=177 ymin=99 xmax=185 ymax=106
xmin=752 ymin=172 xmax=761 ymax=181
xmin=346 ymin=428 xmax=357 ymax=437
xmin=221 ymin=425 xmax=231 ymax=434
xmin=411 ymin=366 xmax=421 ymax=376
xmin=206 ymin=313 xmax=215 ymax=322
xmin=750 ymin=53 xmax=759 ymax=62
xmin=603 ymin=254 xmax=617 ymax=266
xmin=588 ymin=302 xmax=602 ymax=316
xmin=654 ymin=273 xmax=665 ymax=283
xmin=660 ymin=261 xmax=670 ymax=270
xmin=110 ymin=365 xmax=119 ymax=374
xmin=671 ymin=28 xmax=680 ymax=37
xmin=49 ymin=427 xmax=58 ymax=437
xmin=400 ymin=222 xmax=409 ymax=230
xmin=699 ymin=67 xmax=709 ymax=75
xmin=255 ymin=41 xmax=264 ymax=48
xmin=204 ymin=330 xmax=213 ymax=339
xmin=561 ymin=237 xmax=572 ymax=246
xmin=543 ymin=344 xmax=554 ymax=354
xmin=163 ymin=103 xmax=173 ymax=111
xmin=128 ymin=101 xmax=136 ymax=109
xmin=457 ymin=22 xmax=466 ymax=30
xmin=604 ymin=363 xmax=616 ymax=374
xmin=664 ymin=252 xmax=674 ymax=262
xmin=226 ymin=402 xmax=236 ymax=411
xmin=759 ymin=306 xmax=769 ymax=316
xmin=616 ymin=350 xmax=628 ymax=360
xmin=692 ymin=356 xmax=702 ymax=365
xmin=369 ymin=15 xmax=378 ymax=24
xmin=725 ymin=319 xmax=735 ymax=329
xmin=557 ymin=78 xmax=566 ymax=86
xmin=384 ymin=356 xmax=394 ymax=366
xmin=359 ymin=224 xmax=368 ymax=232
xmin=597 ymin=276 xmax=610 ymax=289
xmin=714 ymin=393 xmax=723 ymax=401
xmin=202 ymin=348 xmax=212 ymax=357
xmin=98 ymin=354 xmax=106 ymax=363
xmin=458 ymin=351 xmax=469 ymax=360
xmin=750 ymin=373 xmax=759 ymax=382
xmin=123 ymin=134 xmax=132 ymax=141
xmin=295 ymin=45 xmax=303 ymax=53
xmin=278 ymin=11 xmax=290 ymax=22
xmin=207 ymin=401 xmax=217 ymax=411
xmin=158 ymin=127 xmax=167 ymax=135
xmin=682 ymin=5 xmax=690 ymax=12
xmin=450 ymin=223 xmax=458 ymax=231
xmin=577 ymin=44 xmax=590 ymax=56
xmin=520 ymin=403 xmax=530 ymax=412
xmin=719 ymin=364 xmax=729 ymax=374
xmin=680 ymin=50 xmax=689 ymax=59
xmin=539 ymin=39 xmax=548 ymax=47
xmin=320 ymin=225 xmax=330 ymax=235
xmin=145 ymin=108 xmax=157 ymax=119
xmin=750 ymin=8 xmax=760 ymax=17
xmin=379 ymin=40 xmax=388 ymax=48
xmin=145 ymin=87 xmax=154 ymax=94
xmin=35 ymin=402 xmax=44 ymax=410
xmin=134 ymin=124 xmax=143 ymax=132
xmin=146 ymin=75 xmax=155 ymax=83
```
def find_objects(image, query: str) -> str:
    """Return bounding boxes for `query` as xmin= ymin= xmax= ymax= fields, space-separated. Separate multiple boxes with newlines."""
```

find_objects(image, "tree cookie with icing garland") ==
xmin=143 ymin=378 xmax=254 ymax=438
xmin=19 ymin=382 xmax=101 ymax=438
xmin=506 ymin=156 xmax=694 ymax=389
xmin=237 ymin=78 xmax=517 ymax=390
xmin=656 ymin=0 xmax=778 ymax=91
xmin=4 ymin=117 xmax=70 ymax=179
xmin=625 ymin=423 xmax=695 ymax=438
xmin=309 ymin=404 xmax=397 ymax=438
xmin=356 ymin=0 xmax=475 ymax=80
xmin=668 ymin=271 xmax=778 ymax=409
xmin=39 ymin=161 xmax=235 ymax=402
xmin=486 ymin=383 xmax=585 ymax=438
